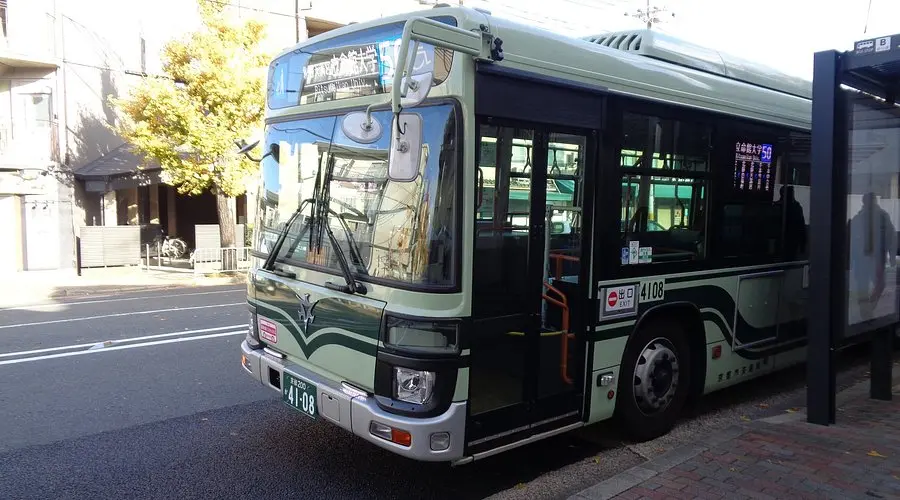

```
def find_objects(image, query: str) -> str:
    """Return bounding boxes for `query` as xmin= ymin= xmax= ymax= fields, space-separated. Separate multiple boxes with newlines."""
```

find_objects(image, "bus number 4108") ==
xmin=640 ymin=280 xmax=665 ymax=302
xmin=287 ymin=385 xmax=316 ymax=416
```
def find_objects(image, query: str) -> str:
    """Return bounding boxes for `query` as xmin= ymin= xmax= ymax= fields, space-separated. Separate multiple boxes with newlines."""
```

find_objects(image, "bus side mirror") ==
xmin=400 ymin=71 xmax=433 ymax=108
xmin=388 ymin=112 xmax=423 ymax=182
xmin=390 ymin=16 xmax=482 ymax=115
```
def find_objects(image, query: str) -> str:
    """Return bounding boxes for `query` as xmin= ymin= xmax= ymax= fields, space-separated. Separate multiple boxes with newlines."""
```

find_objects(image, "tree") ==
xmin=111 ymin=0 xmax=269 ymax=249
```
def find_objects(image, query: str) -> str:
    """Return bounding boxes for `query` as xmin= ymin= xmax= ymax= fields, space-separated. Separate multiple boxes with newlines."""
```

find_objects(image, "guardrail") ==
xmin=191 ymin=246 xmax=252 ymax=274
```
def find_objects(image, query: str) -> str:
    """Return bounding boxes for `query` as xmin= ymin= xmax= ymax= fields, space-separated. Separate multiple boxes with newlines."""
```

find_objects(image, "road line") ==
xmin=0 ymin=324 xmax=245 ymax=358
xmin=0 ymin=330 xmax=245 ymax=366
xmin=0 ymin=288 xmax=244 ymax=311
xmin=0 ymin=303 xmax=244 ymax=330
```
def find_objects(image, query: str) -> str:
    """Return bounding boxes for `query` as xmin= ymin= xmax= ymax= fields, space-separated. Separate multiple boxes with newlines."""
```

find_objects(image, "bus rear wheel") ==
xmin=615 ymin=320 xmax=691 ymax=442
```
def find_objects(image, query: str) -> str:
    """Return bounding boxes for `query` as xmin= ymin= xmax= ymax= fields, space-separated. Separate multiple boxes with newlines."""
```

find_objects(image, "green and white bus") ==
xmin=240 ymin=5 xmax=812 ymax=464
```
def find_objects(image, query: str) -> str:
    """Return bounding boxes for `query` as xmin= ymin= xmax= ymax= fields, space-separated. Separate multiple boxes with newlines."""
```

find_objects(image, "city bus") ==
xmin=239 ymin=5 xmax=812 ymax=464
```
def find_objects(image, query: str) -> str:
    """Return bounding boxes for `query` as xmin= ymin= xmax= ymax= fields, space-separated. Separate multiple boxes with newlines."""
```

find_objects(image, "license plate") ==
xmin=282 ymin=372 xmax=317 ymax=419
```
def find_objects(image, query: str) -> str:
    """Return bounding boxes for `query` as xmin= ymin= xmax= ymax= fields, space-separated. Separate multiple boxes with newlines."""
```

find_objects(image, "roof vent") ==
xmin=581 ymin=29 xmax=810 ymax=100
xmin=590 ymin=32 xmax=643 ymax=51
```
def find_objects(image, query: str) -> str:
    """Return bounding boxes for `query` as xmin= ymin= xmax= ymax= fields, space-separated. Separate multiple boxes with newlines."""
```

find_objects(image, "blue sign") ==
xmin=621 ymin=247 xmax=630 ymax=265
xmin=760 ymin=143 xmax=773 ymax=163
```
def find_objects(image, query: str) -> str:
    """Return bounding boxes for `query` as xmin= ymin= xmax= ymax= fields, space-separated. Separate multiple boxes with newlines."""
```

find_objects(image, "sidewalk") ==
xmin=572 ymin=375 xmax=900 ymax=500
xmin=0 ymin=266 xmax=245 ymax=307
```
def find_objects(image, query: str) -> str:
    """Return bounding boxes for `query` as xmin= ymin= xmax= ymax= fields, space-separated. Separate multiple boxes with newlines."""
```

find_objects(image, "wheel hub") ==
xmin=632 ymin=338 xmax=680 ymax=415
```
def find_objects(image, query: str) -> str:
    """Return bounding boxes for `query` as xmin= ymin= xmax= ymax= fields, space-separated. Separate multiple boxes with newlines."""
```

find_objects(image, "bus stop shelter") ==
xmin=808 ymin=34 xmax=900 ymax=425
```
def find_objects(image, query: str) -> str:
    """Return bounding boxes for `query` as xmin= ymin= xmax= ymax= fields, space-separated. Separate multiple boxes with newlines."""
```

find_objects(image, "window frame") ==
xmin=253 ymin=97 xmax=466 ymax=294
xmin=615 ymin=102 xmax=714 ymax=270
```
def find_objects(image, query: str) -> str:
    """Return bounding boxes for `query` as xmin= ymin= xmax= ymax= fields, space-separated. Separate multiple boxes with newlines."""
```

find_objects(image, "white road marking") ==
xmin=0 ymin=330 xmax=245 ymax=366
xmin=0 ymin=324 xmax=245 ymax=358
xmin=0 ymin=288 xmax=244 ymax=311
xmin=0 ymin=303 xmax=244 ymax=330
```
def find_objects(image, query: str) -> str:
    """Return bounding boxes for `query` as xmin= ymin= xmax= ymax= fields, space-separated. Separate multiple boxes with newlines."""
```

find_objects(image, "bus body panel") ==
xmin=587 ymin=261 xmax=809 ymax=424
xmin=251 ymin=270 xmax=385 ymax=391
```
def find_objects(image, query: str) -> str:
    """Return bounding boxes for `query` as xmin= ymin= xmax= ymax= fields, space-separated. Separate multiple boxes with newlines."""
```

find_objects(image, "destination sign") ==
xmin=302 ymin=43 xmax=381 ymax=102
xmin=733 ymin=141 xmax=773 ymax=192
xmin=300 ymin=38 xmax=437 ymax=103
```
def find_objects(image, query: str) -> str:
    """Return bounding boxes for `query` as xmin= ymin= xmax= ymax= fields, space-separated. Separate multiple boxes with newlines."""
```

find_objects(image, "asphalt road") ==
xmin=0 ymin=286 xmax=879 ymax=500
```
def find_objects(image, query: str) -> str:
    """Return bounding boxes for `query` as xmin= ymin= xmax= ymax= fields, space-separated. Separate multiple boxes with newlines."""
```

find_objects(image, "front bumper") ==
xmin=241 ymin=340 xmax=466 ymax=462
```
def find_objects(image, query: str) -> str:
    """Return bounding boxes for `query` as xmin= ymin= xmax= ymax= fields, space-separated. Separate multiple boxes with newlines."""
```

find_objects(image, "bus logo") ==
xmin=296 ymin=293 xmax=316 ymax=334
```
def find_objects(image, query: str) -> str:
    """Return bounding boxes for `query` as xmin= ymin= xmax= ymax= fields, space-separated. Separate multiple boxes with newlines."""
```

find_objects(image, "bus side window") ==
xmin=618 ymin=111 xmax=711 ymax=264
xmin=777 ymin=131 xmax=810 ymax=261
xmin=717 ymin=128 xmax=809 ymax=262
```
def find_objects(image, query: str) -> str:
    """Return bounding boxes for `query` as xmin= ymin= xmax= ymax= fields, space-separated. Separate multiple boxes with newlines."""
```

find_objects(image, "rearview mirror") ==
xmin=391 ymin=17 xmax=482 ymax=114
xmin=400 ymin=71 xmax=433 ymax=108
xmin=388 ymin=113 xmax=423 ymax=182
xmin=234 ymin=139 xmax=278 ymax=163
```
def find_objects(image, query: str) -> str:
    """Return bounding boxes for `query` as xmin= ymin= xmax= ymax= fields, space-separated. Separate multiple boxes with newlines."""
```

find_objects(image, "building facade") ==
xmin=0 ymin=0 xmax=451 ymax=274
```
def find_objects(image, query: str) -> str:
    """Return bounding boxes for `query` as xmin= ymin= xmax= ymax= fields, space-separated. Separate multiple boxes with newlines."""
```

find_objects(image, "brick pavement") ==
xmin=572 ymin=381 xmax=900 ymax=500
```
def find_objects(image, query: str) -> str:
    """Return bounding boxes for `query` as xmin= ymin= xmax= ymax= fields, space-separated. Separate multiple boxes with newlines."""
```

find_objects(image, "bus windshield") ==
xmin=254 ymin=103 xmax=459 ymax=289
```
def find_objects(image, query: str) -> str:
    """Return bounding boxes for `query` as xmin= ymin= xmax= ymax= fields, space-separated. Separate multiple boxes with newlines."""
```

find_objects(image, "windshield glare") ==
xmin=254 ymin=103 xmax=458 ymax=289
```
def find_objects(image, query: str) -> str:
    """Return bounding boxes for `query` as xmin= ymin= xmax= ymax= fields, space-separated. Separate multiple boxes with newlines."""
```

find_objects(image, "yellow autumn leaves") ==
xmin=109 ymin=0 xmax=270 ymax=199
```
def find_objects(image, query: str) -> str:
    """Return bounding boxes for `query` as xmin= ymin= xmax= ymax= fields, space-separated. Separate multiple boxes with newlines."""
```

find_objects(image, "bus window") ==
xmin=476 ymin=125 xmax=498 ymax=222
xmin=716 ymin=128 xmax=809 ymax=261
xmin=619 ymin=112 xmax=710 ymax=264
xmin=775 ymin=131 xmax=810 ymax=261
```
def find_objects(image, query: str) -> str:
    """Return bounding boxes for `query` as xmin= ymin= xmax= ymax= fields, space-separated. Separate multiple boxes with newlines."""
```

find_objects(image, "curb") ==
xmin=568 ymin=373 xmax=900 ymax=500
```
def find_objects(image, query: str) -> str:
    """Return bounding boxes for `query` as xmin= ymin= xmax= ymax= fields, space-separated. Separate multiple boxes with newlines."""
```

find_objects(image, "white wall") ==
xmin=0 ymin=195 xmax=23 ymax=273
xmin=3 ymin=0 xmax=56 ymax=61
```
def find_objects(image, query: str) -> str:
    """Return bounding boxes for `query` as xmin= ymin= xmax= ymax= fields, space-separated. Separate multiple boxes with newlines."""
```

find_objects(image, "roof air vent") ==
xmin=581 ymin=29 xmax=811 ymax=100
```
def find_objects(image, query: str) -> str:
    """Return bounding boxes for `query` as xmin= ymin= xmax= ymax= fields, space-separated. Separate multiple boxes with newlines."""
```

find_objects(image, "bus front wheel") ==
xmin=614 ymin=320 xmax=691 ymax=442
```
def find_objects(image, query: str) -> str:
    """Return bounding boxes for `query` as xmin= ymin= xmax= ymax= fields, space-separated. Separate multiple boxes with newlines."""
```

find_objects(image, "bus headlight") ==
xmin=394 ymin=367 xmax=435 ymax=405
xmin=384 ymin=316 xmax=458 ymax=355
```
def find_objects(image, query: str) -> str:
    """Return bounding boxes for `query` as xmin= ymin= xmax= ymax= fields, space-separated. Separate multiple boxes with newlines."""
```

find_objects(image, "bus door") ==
xmin=468 ymin=117 xmax=595 ymax=453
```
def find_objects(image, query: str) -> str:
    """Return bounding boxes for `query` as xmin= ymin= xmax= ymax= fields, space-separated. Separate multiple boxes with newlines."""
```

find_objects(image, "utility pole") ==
xmin=625 ymin=0 xmax=674 ymax=30
xmin=295 ymin=0 xmax=300 ymax=43
xmin=864 ymin=0 xmax=873 ymax=34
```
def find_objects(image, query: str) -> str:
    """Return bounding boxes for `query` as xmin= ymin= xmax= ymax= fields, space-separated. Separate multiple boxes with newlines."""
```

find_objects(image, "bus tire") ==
xmin=614 ymin=319 xmax=691 ymax=442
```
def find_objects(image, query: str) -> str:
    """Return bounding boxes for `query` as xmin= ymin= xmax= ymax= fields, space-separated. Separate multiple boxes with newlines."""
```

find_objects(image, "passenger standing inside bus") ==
xmin=776 ymin=185 xmax=807 ymax=261
xmin=848 ymin=192 xmax=897 ymax=321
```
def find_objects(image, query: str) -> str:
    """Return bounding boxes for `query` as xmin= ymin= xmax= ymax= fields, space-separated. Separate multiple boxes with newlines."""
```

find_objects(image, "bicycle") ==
xmin=153 ymin=233 xmax=188 ymax=259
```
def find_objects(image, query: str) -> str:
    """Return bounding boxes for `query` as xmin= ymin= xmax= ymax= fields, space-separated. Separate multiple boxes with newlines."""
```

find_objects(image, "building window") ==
xmin=0 ymin=1 xmax=7 ymax=39
xmin=619 ymin=112 xmax=711 ymax=264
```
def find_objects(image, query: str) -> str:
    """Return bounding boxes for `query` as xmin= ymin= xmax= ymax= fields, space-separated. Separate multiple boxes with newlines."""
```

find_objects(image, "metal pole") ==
xmin=871 ymin=326 xmax=893 ymax=400
xmin=807 ymin=49 xmax=844 ymax=426
xmin=295 ymin=0 xmax=300 ymax=43
xmin=646 ymin=0 xmax=651 ymax=29
xmin=75 ymin=236 xmax=82 ymax=276
xmin=542 ymin=207 xmax=552 ymax=329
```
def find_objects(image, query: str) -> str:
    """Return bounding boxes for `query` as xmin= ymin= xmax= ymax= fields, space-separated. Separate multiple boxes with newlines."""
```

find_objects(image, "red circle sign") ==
xmin=607 ymin=291 xmax=618 ymax=307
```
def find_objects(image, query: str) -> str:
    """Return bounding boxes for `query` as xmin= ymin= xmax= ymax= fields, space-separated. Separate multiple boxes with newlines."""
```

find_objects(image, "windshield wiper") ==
xmin=320 ymin=211 xmax=367 ymax=295
xmin=329 ymin=209 xmax=368 ymax=271
xmin=262 ymin=197 xmax=315 ymax=272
